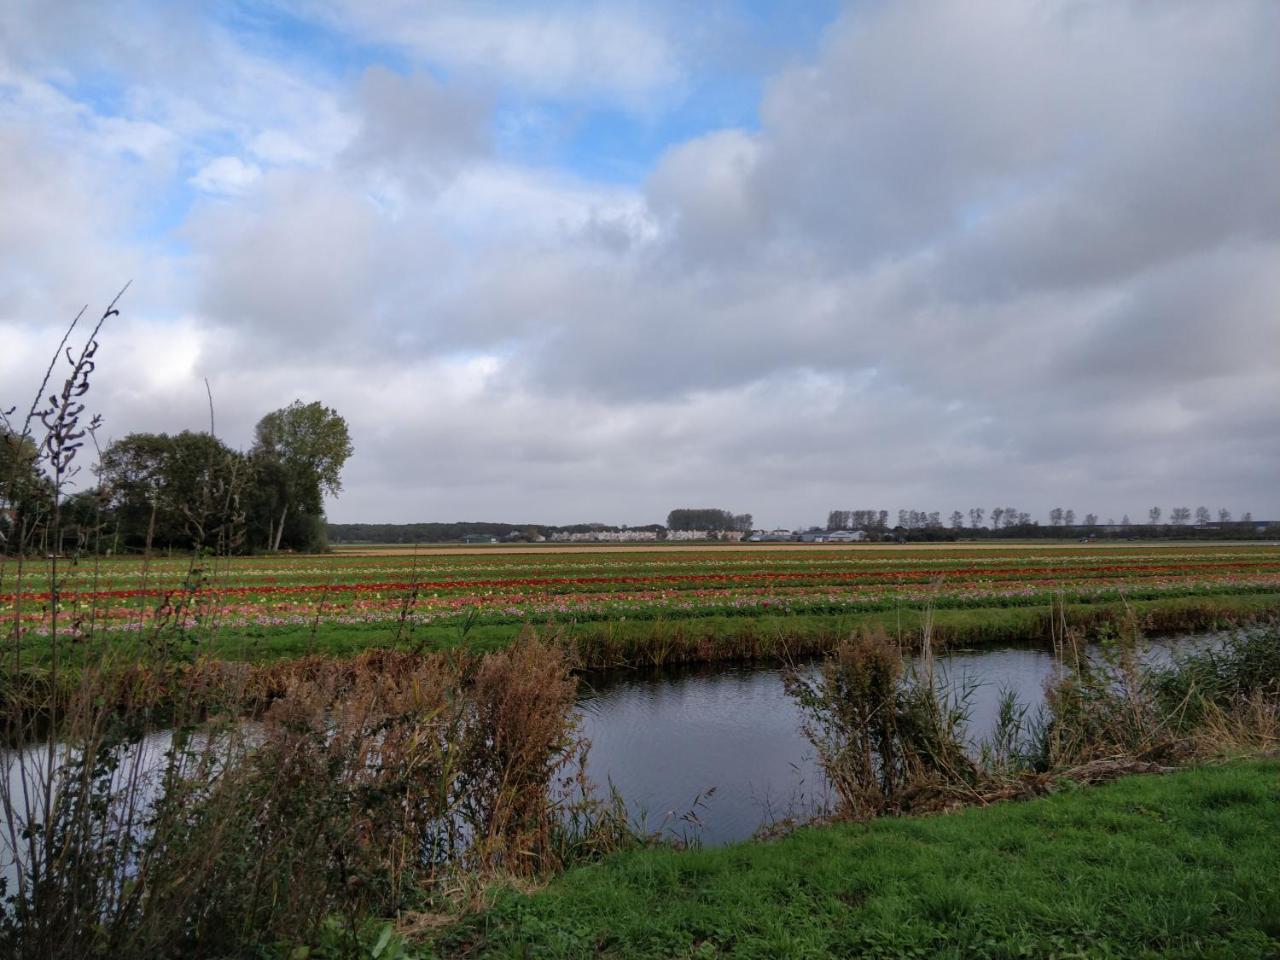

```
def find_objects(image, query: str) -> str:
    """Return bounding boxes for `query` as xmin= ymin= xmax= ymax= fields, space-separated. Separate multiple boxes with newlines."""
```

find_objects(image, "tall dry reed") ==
xmin=788 ymin=604 xmax=1280 ymax=824
xmin=1 ymin=638 xmax=630 ymax=959
xmin=1 ymin=296 xmax=634 ymax=959
xmin=784 ymin=625 xmax=977 ymax=820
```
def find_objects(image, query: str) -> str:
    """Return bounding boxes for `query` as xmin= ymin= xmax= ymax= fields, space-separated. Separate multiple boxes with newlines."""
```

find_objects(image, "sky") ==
xmin=1 ymin=0 xmax=1277 ymax=528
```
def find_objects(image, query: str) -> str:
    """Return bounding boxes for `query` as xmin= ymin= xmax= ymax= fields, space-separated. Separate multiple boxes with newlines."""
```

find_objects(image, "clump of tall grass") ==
xmin=1 ymin=637 xmax=634 ymax=959
xmin=1148 ymin=625 xmax=1280 ymax=755
xmin=784 ymin=626 xmax=977 ymax=820
xmin=1033 ymin=611 xmax=1168 ymax=768
xmin=1151 ymin=626 xmax=1280 ymax=718
xmin=1033 ymin=608 xmax=1280 ymax=769
xmin=788 ymin=605 xmax=1280 ymax=824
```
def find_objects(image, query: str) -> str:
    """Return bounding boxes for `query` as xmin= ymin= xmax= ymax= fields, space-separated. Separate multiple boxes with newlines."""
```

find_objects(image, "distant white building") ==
xmin=667 ymin=529 xmax=708 ymax=541
xmin=549 ymin=530 xmax=660 ymax=542
xmin=595 ymin=530 xmax=660 ymax=542
xmin=749 ymin=529 xmax=795 ymax=542
xmin=826 ymin=529 xmax=867 ymax=542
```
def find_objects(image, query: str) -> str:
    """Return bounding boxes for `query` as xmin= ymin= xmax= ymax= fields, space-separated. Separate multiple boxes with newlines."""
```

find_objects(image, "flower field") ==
xmin=5 ymin=544 xmax=1280 ymax=640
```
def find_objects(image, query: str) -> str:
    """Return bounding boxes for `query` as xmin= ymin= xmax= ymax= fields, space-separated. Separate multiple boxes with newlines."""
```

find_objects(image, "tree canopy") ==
xmin=95 ymin=431 xmax=248 ymax=550
xmin=1 ymin=429 xmax=53 ymax=547
xmin=251 ymin=401 xmax=353 ymax=552
xmin=666 ymin=508 xmax=752 ymax=532
xmin=74 ymin=401 xmax=354 ymax=554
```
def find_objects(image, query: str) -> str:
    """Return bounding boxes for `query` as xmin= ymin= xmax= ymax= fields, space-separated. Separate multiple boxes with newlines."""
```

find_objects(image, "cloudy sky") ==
xmin=2 ymin=0 xmax=1277 ymax=527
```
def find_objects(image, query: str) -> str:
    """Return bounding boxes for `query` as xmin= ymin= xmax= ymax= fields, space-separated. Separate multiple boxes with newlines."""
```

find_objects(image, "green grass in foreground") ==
xmin=439 ymin=760 xmax=1280 ymax=959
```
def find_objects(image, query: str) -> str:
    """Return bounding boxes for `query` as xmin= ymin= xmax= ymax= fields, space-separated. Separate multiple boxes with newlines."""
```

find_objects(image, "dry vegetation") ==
xmin=0 ymin=636 xmax=639 ymax=959
xmin=785 ymin=610 xmax=1280 ymax=826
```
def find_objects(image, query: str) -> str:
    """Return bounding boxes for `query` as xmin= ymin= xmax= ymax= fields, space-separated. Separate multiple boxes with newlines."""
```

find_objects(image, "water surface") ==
xmin=577 ymin=636 xmax=1209 ymax=846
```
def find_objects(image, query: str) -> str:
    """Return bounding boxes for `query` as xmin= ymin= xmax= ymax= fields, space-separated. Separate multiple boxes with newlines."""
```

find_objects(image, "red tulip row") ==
xmin=5 ymin=558 xmax=1278 ymax=606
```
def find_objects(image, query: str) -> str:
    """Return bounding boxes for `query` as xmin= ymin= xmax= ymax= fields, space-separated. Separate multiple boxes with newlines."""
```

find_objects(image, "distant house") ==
xmin=750 ymin=529 xmax=794 ymax=542
xmin=594 ymin=530 xmax=660 ymax=542
xmin=462 ymin=534 xmax=498 ymax=544
xmin=549 ymin=529 xmax=660 ymax=542
xmin=826 ymin=529 xmax=867 ymax=542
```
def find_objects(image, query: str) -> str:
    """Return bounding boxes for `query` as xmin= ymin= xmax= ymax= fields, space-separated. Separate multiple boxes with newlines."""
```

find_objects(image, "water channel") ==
xmin=2 ymin=634 xmax=1217 ymax=886
xmin=577 ymin=636 xmax=1209 ymax=846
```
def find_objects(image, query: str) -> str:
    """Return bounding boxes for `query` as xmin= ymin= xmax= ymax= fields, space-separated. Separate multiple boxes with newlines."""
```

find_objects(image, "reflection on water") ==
xmin=1 ymin=634 xmax=1222 ymax=873
xmin=576 ymin=636 xmax=1214 ymax=846
xmin=577 ymin=663 xmax=830 ymax=847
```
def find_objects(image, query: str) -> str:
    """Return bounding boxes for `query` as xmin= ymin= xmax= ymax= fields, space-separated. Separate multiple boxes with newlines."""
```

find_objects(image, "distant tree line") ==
xmin=326 ymin=522 xmax=668 ymax=544
xmin=329 ymin=511 xmax=762 ymax=545
xmin=2 ymin=400 xmax=352 ymax=555
xmin=821 ymin=504 xmax=1274 ymax=542
xmin=328 ymin=504 xmax=1276 ymax=548
xmin=826 ymin=510 xmax=890 ymax=531
xmin=665 ymin=508 xmax=753 ymax=532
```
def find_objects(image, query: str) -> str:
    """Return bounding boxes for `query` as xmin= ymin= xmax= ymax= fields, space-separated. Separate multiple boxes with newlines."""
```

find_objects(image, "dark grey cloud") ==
xmin=342 ymin=67 xmax=491 ymax=187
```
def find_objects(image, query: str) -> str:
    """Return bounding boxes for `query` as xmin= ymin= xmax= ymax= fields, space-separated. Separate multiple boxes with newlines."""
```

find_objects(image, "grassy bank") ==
xmin=439 ymin=759 xmax=1280 ymax=959
xmin=6 ymin=593 xmax=1277 ymax=726
xmin=30 ymin=589 xmax=1280 ymax=665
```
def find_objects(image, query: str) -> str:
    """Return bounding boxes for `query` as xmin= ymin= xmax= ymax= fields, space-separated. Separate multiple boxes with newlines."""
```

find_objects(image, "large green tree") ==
xmin=96 ymin=431 xmax=247 ymax=551
xmin=1 ymin=429 xmax=53 ymax=551
xmin=251 ymin=401 xmax=353 ymax=551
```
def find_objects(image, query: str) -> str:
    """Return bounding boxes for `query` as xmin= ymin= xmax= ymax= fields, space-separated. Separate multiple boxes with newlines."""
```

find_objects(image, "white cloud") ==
xmin=190 ymin=155 xmax=262 ymax=195
xmin=248 ymin=130 xmax=318 ymax=166
xmin=647 ymin=129 xmax=763 ymax=262
xmin=297 ymin=1 xmax=684 ymax=104
xmin=3 ymin=0 xmax=1278 ymax=525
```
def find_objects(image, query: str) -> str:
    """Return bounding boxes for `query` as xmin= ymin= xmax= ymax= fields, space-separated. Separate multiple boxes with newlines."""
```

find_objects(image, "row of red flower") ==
xmin=5 ymin=559 xmax=1279 ymax=606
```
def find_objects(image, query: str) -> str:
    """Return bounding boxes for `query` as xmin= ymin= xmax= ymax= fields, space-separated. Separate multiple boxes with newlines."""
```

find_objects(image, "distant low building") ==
xmin=667 ymin=529 xmax=708 ymax=541
xmin=549 ymin=529 xmax=660 ymax=542
xmin=826 ymin=529 xmax=867 ymax=542
xmin=750 ymin=529 xmax=794 ymax=542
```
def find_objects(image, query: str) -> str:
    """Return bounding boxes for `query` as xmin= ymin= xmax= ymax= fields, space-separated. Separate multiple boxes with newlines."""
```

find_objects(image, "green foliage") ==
xmin=94 ymin=430 xmax=248 ymax=551
xmin=10 ymin=591 xmax=1280 ymax=680
xmin=253 ymin=400 xmax=353 ymax=499
xmin=71 ymin=403 xmax=352 ymax=555
xmin=0 ymin=640 xmax=638 ymax=959
xmin=785 ymin=629 xmax=976 ymax=818
xmin=1149 ymin=627 xmax=1280 ymax=728
xmin=0 ymin=428 xmax=54 ymax=546
xmin=441 ymin=761 xmax=1280 ymax=958
xmin=250 ymin=400 xmax=352 ymax=552
xmin=666 ymin=508 xmax=752 ymax=532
